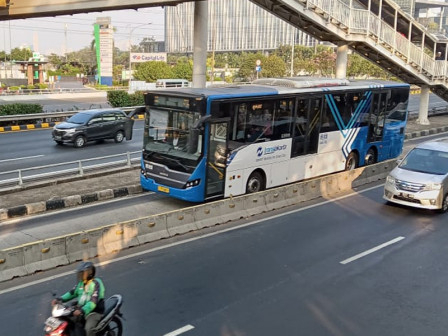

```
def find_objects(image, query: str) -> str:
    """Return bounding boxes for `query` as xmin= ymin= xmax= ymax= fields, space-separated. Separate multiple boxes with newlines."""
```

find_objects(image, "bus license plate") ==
xmin=158 ymin=186 xmax=170 ymax=193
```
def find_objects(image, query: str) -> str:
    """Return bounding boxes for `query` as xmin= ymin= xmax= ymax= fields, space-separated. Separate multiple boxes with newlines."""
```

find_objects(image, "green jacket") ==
xmin=61 ymin=278 xmax=105 ymax=315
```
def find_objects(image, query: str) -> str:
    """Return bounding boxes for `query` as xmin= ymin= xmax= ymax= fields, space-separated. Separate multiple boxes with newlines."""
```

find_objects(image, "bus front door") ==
xmin=206 ymin=122 xmax=228 ymax=199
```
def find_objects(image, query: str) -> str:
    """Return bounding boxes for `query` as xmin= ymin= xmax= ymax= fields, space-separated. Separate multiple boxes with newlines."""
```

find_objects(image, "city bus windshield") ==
xmin=143 ymin=107 xmax=203 ymax=172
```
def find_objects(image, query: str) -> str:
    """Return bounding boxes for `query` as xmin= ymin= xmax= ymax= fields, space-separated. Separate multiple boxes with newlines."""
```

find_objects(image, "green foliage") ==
xmin=0 ymin=103 xmax=43 ymax=116
xmin=238 ymin=52 xmax=266 ymax=81
xmin=172 ymin=62 xmax=193 ymax=81
xmin=27 ymin=85 xmax=35 ymax=90
xmin=260 ymin=55 xmax=287 ymax=78
xmin=9 ymin=86 xmax=20 ymax=91
xmin=133 ymin=61 xmax=174 ymax=82
xmin=10 ymin=47 xmax=32 ymax=62
xmin=107 ymin=90 xmax=144 ymax=107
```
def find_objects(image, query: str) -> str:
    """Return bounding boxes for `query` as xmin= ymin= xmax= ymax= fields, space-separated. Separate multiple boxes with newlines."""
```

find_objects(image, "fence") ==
xmin=0 ymin=151 xmax=141 ymax=189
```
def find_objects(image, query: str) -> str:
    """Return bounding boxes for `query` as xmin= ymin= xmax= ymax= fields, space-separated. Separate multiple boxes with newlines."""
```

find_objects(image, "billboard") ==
xmin=94 ymin=17 xmax=113 ymax=86
xmin=130 ymin=53 xmax=167 ymax=63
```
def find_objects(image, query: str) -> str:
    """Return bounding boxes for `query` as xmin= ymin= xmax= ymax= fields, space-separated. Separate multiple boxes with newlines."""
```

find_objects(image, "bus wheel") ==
xmin=246 ymin=171 xmax=265 ymax=194
xmin=365 ymin=148 xmax=376 ymax=165
xmin=345 ymin=152 xmax=358 ymax=171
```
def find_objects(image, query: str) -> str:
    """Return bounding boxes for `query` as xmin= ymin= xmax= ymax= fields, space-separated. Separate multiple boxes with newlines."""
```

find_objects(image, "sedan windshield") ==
xmin=67 ymin=113 xmax=91 ymax=124
xmin=400 ymin=148 xmax=448 ymax=175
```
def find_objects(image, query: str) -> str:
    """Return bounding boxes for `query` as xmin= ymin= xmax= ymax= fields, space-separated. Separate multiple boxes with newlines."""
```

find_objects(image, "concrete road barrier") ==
xmin=23 ymin=238 xmax=69 ymax=274
xmin=135 ymin=215 xmax=170 ymax=245
xmin=0 ymin=159 xmax=398 ymax=282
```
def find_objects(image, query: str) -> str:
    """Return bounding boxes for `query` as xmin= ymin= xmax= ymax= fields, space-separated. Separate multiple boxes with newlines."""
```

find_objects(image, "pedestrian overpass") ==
xmin=252 ymin=0 xmax=448 ymax=120
xmin=2 ymin=0 xmax=448 ymax=119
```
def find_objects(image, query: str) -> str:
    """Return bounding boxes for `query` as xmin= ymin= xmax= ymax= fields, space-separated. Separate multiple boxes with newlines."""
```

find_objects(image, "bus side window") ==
xmin=292 ymin=98 xmax=309 ymax=157
xmin=272 ymin=99 xmax=293 ymax=140
xmin=322 ymin=96 xmax=338 ymax=132
xmin=305 ymin=97 xmax=322 ymax=154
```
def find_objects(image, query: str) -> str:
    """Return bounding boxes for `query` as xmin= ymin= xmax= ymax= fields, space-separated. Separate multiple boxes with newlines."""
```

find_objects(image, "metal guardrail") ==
xmin=0 ymin=106 xmax=143 ymax=122
xmin=0 ymin=151 xmax=141 ymax=188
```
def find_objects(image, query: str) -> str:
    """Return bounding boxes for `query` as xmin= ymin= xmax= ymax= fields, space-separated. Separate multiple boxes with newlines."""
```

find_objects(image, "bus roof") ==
xmin=145 ymin=78 xmax=409 ymax=100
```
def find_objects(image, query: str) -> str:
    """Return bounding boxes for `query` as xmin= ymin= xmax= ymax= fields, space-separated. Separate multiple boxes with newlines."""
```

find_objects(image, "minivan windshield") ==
xmin=400 ymin=148 xmax=448 ymax=175
xmin=66 ymin=113 xmax=91 ymax=124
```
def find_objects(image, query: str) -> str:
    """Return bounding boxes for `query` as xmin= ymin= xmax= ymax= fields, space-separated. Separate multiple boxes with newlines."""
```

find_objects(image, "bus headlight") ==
xmin=185 ymin=179 xmax=201 ymax=188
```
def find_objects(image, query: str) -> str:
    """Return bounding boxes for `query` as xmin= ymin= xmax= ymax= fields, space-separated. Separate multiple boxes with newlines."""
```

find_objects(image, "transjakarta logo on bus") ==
xmin=257 ymin=145 xmax=287 ymax=159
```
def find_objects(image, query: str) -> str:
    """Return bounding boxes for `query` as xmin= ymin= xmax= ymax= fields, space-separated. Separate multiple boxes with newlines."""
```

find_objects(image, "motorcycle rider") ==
xmin=52 ymin=261 xmax=106 ymax=336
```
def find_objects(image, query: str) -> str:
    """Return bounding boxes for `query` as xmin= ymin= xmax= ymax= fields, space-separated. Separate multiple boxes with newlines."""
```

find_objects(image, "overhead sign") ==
xmin=130 ymin=53 xmax=167 ymax=63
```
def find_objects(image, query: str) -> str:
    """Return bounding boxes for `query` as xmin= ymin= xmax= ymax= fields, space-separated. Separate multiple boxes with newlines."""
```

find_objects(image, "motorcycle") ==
xmin=44 ymin=294 xmax=124 ymax=336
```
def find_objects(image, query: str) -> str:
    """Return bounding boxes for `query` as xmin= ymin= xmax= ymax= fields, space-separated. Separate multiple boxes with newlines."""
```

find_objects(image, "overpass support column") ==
xmin=192 ymin=1 xmax=208 ymax=88
xmin=335 ymin=42 xmax=348 ymax=79
xmin=417 ymin=85 xmax=430 ymax=125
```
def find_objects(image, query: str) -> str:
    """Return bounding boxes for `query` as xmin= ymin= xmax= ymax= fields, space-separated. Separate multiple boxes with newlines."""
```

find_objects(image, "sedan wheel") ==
xmin=438 ymin=194 xmax=448 ymax=213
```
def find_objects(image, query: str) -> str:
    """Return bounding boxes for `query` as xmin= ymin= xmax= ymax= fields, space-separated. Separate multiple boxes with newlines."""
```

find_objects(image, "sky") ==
xmin=0 ymin=7 xmax=165 ymax=56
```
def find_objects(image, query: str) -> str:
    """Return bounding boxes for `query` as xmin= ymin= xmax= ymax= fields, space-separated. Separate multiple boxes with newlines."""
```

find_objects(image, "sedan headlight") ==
xmin=386 ymin=175 xmax=395 ymax=184
xmin=423 ymin=183 xmax=442 ymax=191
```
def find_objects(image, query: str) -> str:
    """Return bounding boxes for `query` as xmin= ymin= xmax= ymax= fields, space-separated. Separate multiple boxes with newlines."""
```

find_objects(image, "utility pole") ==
xmin=9 ymin=21 xmax=12 ymax=77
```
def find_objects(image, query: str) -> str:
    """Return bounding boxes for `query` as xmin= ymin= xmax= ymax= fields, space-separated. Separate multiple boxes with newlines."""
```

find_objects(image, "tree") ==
xmin=0 ymin=50 xmax=8 ymax=61
xmin=10 ymin=47 xmax=32 ymax=62
xmin=238 ymin=52 xmax=265 ymax=81
xmin=172 ymin=62 xmax=193 ymax=81
xmin=133 ymin=61 xmax=173 ymax=82
xmin=260 ymin=55 xmax=287 ymax=78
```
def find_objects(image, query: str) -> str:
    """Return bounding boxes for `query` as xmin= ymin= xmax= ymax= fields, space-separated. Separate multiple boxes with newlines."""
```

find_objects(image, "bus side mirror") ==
xmin=188 ymin=129 xmax=200 ymax=154
xmin=193 ymin=115 xmax=211 ymax=130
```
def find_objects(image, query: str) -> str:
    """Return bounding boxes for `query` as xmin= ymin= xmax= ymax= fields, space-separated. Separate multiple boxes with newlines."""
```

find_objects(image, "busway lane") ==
xmin=0 ymin=185 xmax=447 ymax=335
xmin=1 ymin=132 xmax=445 ymax=250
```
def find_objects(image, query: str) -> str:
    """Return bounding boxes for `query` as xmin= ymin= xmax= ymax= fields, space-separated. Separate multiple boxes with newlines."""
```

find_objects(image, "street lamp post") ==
xmin=128 ymin=22 xmax=151 ymax=86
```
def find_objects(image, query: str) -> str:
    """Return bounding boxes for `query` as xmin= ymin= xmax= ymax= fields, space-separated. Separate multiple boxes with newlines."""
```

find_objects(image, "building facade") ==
xmin=165 ymin=0 xmax=316 ymax=53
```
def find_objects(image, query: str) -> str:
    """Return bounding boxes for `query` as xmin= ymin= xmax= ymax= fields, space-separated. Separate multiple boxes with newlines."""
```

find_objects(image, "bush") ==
xmin=27 ymin=84 xmax=35 ymax=90
xmin=9 ymin=86 xmax=20 ymax=91
xmin=0 ymin=103 xmax=43 ymax=116
xmin=107 ymin=91 xmax=145 ymax=107
xmin=37 ymin=83 xmax=48 ymax=89
xmin=0 ymin=103 xmax=44 ymax=126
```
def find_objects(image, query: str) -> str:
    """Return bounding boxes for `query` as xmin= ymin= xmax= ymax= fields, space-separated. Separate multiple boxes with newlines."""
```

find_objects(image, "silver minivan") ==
xmin=384 ymin=138 xmax=448 ymax=213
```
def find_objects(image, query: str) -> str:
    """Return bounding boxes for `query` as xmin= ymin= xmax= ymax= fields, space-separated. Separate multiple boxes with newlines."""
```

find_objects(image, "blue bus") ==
xmin=140 ymin=78 xmax=409 ymax=202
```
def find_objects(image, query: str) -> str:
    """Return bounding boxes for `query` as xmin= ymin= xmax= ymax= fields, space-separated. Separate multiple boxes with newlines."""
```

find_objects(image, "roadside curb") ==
xmin=404 ymin=126 xmax=448 ymax=139
xmin=0 ymin=122 xmax=58 ymax=132
xmin=0 ymin=184 xmax=143 ymax=221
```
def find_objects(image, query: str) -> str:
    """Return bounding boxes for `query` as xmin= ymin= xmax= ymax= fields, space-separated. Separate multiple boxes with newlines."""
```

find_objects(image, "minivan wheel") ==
xmin=73 ymin=135 xmax=86 ymax=148
xmin=114 ymin=131 xmax=124 ymax=143
xmin=438 ymin=194 xmax=448 ymax=214
xmin=55 ymin=141 xmax=63 ymax=146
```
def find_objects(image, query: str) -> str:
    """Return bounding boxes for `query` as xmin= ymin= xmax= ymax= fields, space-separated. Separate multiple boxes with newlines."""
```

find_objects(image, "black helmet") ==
xmin=76 ymin=261 xmax=96 ymax=282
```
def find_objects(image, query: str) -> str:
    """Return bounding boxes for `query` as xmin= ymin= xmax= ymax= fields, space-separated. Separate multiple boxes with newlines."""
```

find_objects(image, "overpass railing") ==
xmin=304 ymin=0 xmax=446 ymax=84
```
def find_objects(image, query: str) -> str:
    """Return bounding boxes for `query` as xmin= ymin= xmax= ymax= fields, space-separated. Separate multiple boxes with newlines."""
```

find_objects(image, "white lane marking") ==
xmin=1 ymin=155 xmax=44 ymax=162
xmin=163 ymin=325 xmax=195 ymax=336
xmin=0 ymin=184 xmax=382 ymax=296
xmin=340 ymin=236 xmax=405 ymax=265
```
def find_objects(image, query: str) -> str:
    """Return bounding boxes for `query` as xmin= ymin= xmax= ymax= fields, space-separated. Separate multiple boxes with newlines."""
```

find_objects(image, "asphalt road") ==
xmin=0 ymin=133 xmax=439 ymax=249
xmin=1 ymin=183 xmax=447 ymax=336
xmin=0 ymin=123 xmax=144 ymax=173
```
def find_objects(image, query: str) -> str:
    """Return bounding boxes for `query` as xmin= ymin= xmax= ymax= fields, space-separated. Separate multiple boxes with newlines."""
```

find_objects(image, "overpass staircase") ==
xmin=251 ymin=0 xmax=448 ymax=102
